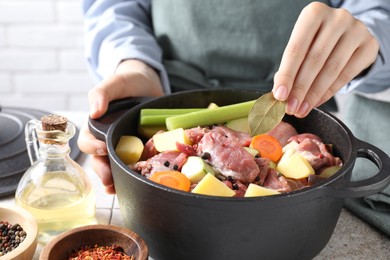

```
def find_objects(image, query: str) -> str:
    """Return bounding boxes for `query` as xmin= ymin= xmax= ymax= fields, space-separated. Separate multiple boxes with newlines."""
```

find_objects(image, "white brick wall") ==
xmin=0 ymin=0 xmax=94 ymax=111
xmin=0 ymin=0 xmax=359 ymax=115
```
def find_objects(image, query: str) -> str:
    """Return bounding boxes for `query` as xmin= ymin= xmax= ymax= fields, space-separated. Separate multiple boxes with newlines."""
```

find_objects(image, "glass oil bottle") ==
xmin=15 ymin=114 xmax=96 ymax=244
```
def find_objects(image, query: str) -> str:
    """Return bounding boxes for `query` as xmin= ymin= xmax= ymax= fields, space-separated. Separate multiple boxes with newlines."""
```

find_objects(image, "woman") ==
xmin=79 ymin=0 xmax=390 ymax=233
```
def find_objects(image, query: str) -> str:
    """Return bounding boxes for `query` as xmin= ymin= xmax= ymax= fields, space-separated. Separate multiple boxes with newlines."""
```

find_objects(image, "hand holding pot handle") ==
xmin=89 ymin=96 xmax=152 ymax=141
xmin=324 ymin=138 xmax=390 ymax=198
xmin=78 ymin=59 xmax=164 ymax=194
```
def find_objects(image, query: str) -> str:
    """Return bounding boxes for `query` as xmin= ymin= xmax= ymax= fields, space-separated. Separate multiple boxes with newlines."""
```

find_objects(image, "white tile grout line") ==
xmin=108 ymin=195 xmax=116 ymax=224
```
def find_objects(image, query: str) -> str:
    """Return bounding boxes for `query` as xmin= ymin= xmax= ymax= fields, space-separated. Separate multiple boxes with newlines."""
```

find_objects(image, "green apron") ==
xmin=152 ymin=0 xmax=326 ymax=92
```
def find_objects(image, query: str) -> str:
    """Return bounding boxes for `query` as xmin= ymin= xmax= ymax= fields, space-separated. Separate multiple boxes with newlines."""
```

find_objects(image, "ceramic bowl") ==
xmin=0 ymin=204 xmax=38 ymax=260
xmin=39 ymin=224 xmax=148 ymax=260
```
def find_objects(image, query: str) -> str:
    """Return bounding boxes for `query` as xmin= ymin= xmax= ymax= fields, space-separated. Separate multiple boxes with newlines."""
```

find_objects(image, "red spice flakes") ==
xmin=68 ymin=244 xmax=134 ymax=260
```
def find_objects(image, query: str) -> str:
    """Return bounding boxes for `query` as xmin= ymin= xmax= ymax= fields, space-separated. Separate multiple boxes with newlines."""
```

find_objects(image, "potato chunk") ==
xmin=115 ymin=136 xmax=144 ymax=165
xmin=244 ymin=183 xmax=280 ymax=197
xmin=153 ymin=128 xmax=191 ymax=152
xmin=319 ymin=165 xmax=341 ymax=178
xmin=276 ymin=149 xmax=315 ymax=179
xmin=191 ymin=173 xmax=235 ymax=197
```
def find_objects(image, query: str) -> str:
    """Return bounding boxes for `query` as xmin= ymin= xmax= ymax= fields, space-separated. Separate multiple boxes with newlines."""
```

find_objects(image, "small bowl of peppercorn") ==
xmin=0 ymin=204 xmax=38 ymax=260
xmin=39 ymin=224 xmax=148 ymax=260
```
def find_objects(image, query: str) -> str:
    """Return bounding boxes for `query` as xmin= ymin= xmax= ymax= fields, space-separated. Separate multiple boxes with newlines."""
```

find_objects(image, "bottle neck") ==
xmin=25 ymin=119 xmax=76 ymax=164
xmin=38 ymin=141 xmax=71 ymax=158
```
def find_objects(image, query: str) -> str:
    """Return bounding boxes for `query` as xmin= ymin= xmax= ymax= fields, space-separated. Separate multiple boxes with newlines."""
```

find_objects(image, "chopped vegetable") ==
xmin=166 ymin=100 xmax=256 ymax=130
xmin=244 ymin=183 xmax=281 ymax=197
xmin=225 ymin=117 xmax=250 ymax=134
xmin=191 ymin=173 xmax=235 ymax=197
xmin=140 ymin=108 xmax=204 ymax=126
xmin=139 ymin=115 xmax=169 ymax=126
xmin=318 ymin=165 xmax=341 ymax=178
xmin=128 ymin=99 xmax=343 ymax=197
xmin=207 ymin=102 xmax=219 ymax=109
xmin=269 ymin=161 xmax=276 ymax=169
xmin=141 ymin=108 xmax=204 ymax=116
xmin=115 ymin=136 xmax=144 ymax=164
xmin=150 ymin=171 xmax=191 ymax=192
xmin=181 ymin=156 xmax=215 ymax=183
xmin=152 ymin=128 xmax=192 ymax=152
xmin=243 ymin=147 xmax=260 ymax=157
xmin=276 ymin=149 xmax=315 ymax=179
xmin=250 ymin=134 xmax=283 ymax=162
xmin=282 ymin=140 xmax=299 ymax=152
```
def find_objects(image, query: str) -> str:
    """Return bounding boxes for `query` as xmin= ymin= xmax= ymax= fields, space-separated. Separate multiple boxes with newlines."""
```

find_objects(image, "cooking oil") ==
xmin=15 ymin=115 xmax=97 ymax=244
xmin=16 ymin=171 xmax=96 ymax=244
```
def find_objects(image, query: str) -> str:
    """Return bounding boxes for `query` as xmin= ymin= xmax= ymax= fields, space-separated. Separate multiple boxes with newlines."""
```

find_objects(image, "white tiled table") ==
xmin=0 ymin=111 xmax=389 ymax=259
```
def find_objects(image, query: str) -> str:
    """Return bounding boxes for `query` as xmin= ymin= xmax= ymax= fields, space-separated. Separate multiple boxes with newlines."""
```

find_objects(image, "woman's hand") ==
xmin=77 ymin=59 xmax=164 ymax=194
xmin=273 ymin=2 xmax=379 ymax=117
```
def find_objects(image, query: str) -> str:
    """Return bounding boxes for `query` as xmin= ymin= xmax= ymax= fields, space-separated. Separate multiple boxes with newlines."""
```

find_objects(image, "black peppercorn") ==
xmin=163 ymin=161 xmax=170 ymax=167
xmin=173 ymin=164 xmax=179 ymax=170
xmin=0 ymin=221 xmax=26 ymax=257
xmin=10 ymin=224 xmax=18 ymax=230
xmin=201 ymin=152 xmax=211 ymax=160
xmin=227 ymin=176 xmax=235 ymax=183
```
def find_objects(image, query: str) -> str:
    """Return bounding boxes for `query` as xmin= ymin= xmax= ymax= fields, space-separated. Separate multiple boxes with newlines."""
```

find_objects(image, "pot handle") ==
xmin=324 ymin=138 xmax=390 ymax=198
xmin=89 ymin=96 xmax=152 ymax=141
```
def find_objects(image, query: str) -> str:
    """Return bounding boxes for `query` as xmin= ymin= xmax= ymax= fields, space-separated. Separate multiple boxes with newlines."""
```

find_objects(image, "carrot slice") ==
xmin=150 ymin=171 xmax=191 ymax=192
xmin=250 ymin=134 xmax=283 ymax=162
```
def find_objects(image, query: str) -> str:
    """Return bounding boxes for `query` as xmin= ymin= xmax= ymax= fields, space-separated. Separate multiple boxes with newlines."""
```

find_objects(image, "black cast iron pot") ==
xmin=89 ymin=89 xmax=390 ymax=260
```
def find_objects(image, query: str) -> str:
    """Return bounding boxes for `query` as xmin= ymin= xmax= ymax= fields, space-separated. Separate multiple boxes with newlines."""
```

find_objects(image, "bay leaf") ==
xmin=248 ymin=92 xmax=286 ymax=136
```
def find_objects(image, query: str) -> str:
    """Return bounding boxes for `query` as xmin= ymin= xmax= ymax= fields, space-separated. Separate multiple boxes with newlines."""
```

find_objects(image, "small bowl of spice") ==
xmin=0 ymin=204 xmax=38 ymax=260
xmin=39 ymin=224 xmax=148 ymax=260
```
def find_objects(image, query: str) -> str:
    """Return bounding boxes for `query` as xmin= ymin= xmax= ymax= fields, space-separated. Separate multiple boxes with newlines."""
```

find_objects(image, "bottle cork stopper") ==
xmin=41 ymin=114 xmax=68 ymax=132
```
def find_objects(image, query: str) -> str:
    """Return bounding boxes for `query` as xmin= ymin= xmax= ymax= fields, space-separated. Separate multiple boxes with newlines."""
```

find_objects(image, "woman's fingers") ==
xmin=91 ymin=155 xmax=116 ymax=194
xmin=88 ymin=60 xmax=164 ymax=119
xmin=77 ymin=122 xmax=108 ymax=156
xmin=88 ymin=79 xmax=112 ymax=119
xmin=272 ymin=3 xmax=325 ymax=102
xmin=273 ymin=2 xmax=379 ymax=117
xmin=304 ymin=21 xmax=372 ymax=113
xmin=300 ymin=23 xmax=378 ymax=116
xmin=79 ymin=60 xmax=165 ymax=194
xmin=317 ymin=39 xmax=379 ymax=108
xmin=78 ymin=123 xmax=115 ymax=193
xmin=287 ymin=9 xmax=355 ymax=116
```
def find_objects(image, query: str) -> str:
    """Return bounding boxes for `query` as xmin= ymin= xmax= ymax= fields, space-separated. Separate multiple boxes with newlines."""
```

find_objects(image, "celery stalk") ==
xmin=140 ymin=115 xmax=169 ymax=126
xmin=140 ymin=108 xmax=204 ymax=116
xmin=166 ymin=100 xmax=256 ymax=130
xmin=140 ymin=108 xmax=205 ymax=126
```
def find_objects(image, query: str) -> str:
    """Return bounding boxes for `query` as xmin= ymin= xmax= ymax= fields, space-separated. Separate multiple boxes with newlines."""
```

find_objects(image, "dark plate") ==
xmin=0 ymin=106 xmax=81 ymax=197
